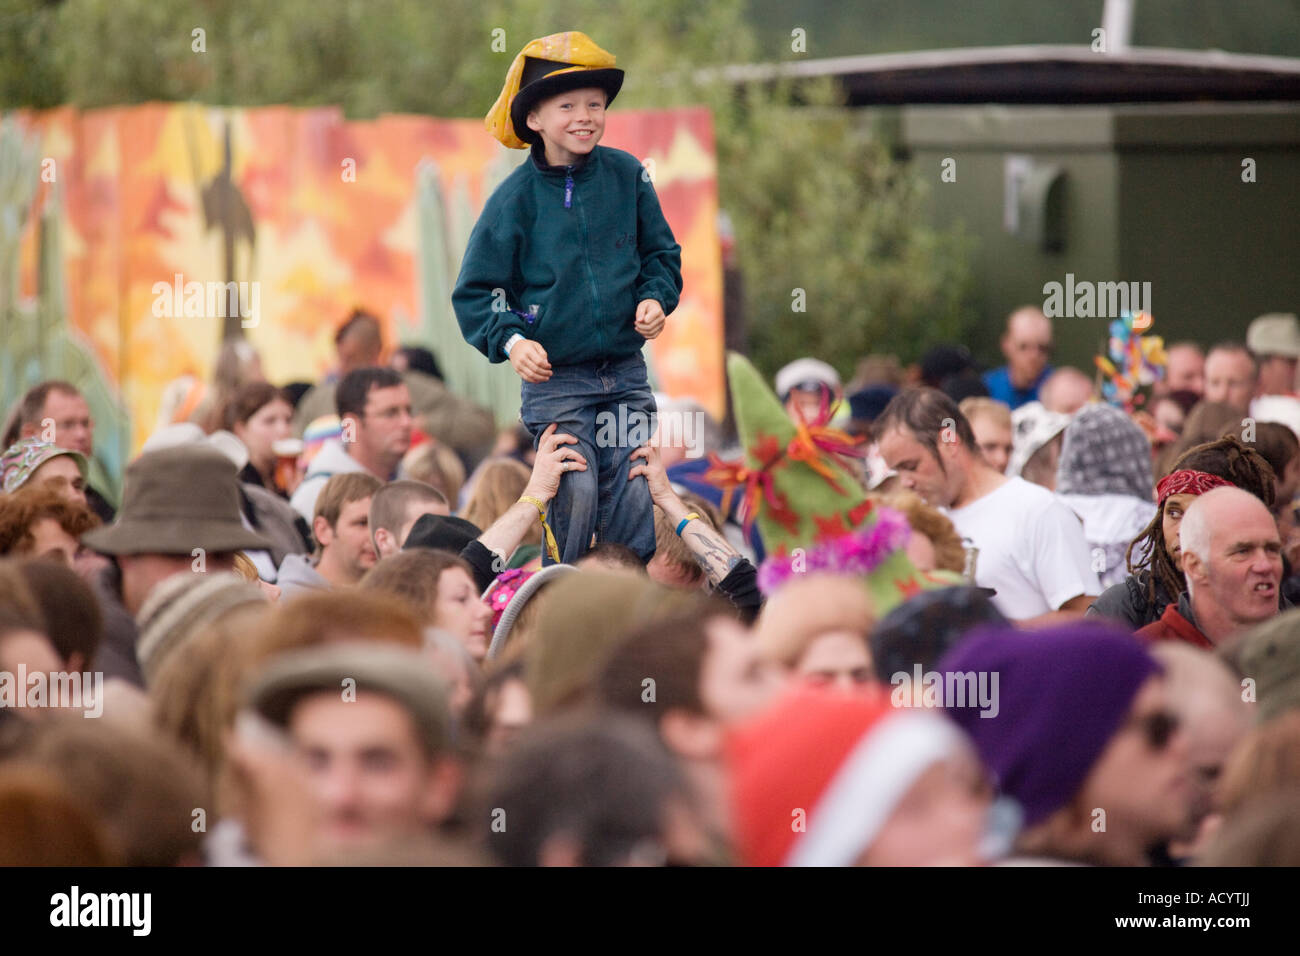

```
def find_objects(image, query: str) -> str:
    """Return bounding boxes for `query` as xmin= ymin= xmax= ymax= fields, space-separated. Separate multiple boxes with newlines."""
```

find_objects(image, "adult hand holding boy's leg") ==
xmin=629 ymin=442 xmax=744 ymax=587
xmin=627 ymin=441 xmax=675 ymax=508
xmin=634 ymin=299 xmax=666 ymax=339
xmin=525 ymin=422 xmax=589 ymax=501
xmin=509 ymin=340 xmax=552 ymax=382
xmin=478 ymin=423 xmax=587 ymax=567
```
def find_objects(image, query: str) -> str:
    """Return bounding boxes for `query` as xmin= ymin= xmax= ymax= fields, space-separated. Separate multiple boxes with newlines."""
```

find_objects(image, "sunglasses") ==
xmin=789 ymin=380 xmax=834 ymax=396
xmin=1128 ymin=710 xmax=1181 ymax=752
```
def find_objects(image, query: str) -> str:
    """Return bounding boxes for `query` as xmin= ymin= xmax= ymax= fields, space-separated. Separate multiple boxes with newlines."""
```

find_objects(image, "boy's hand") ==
xmin=635 ymin=299 xmax=666 ymax=339
xmin=510 ymin=340 xmax=552 ymax=382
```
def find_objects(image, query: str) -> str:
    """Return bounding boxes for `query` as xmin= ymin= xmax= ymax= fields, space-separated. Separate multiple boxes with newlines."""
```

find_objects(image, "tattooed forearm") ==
xmin=686 ymin=529 xmax=742 ymax=586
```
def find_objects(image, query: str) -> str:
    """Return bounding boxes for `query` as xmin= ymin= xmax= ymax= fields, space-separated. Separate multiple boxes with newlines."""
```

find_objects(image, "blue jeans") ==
xmin=520 ymin=353 xmax=657 ymax=565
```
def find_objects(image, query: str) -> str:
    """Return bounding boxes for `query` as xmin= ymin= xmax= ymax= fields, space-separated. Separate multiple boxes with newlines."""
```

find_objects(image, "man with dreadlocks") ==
xmin=1088 ymin=435 xmax=1283 ymax=628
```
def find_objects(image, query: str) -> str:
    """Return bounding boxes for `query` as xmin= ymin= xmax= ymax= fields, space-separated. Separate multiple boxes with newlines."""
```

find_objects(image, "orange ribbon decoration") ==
xmin=705 ymin=413 xmax=872 ymax=538
xmin=787 ymin=421 xmax=848 ymax=494
xmin=704 ymin=434 xmax=791 ymax=535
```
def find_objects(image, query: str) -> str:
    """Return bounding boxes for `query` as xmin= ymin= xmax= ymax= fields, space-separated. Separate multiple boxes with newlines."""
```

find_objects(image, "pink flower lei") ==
xmin=756 ymin=505 xmax=912 ymax=595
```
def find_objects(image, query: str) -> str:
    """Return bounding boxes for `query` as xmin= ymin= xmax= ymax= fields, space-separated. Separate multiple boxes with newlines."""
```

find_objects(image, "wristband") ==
xmin=675 ymin=513 xmax=700 ymax=537
xmin=519 ymin=495 xmax=562 ymax=563
xmin=504 ymin=333 xmax=525 ymax=357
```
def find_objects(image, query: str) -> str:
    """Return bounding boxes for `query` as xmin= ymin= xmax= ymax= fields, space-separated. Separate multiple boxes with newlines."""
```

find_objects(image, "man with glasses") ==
xmin=982 ymin=307 xmax=1054 ymax=411
xmin=1137 ymin=486 xmax=1284 ymax=649
xmin=941 ymin=622 xmax=1192 ymax=866
xmin=291 ymin=368 xmax=413 ymax=522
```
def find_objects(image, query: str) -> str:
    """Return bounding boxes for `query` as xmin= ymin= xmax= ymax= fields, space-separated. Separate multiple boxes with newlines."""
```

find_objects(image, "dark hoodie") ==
xmin=1086 ymin=570 xmax=1174 ymax=630
xmin=452 ymin=141 xmax=682 ymax=367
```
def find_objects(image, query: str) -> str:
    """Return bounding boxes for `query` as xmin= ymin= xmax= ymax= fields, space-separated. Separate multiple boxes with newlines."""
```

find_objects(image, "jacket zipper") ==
xmin=544 ymin=151 xmax=601 ymax=355
xmin=574 ymin=188 xmax=604 ymax=357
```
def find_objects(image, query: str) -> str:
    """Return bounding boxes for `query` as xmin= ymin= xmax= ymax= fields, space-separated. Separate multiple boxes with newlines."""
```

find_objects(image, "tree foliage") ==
xmin=1 ymin=0 xmax=976 ymax=378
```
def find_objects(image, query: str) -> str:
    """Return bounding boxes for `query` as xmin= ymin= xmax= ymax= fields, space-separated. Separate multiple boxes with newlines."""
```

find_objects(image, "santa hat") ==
xmin=706 ymin=352 xmax=961 ymax=615
xmin=728 ymin=689 xmax=970 ymax=867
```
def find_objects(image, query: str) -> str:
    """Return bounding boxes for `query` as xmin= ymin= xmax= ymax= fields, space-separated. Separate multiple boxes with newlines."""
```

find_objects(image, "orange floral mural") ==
xmin=13 ymin=104 xmax=724 ymax=454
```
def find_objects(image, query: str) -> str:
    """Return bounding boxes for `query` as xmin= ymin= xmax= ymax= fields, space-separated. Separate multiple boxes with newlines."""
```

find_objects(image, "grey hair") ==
xmin=1179 ymin=486 xmax=1265 ymax=568
xmin=1177 ymin=495 xmax=1213 ymax=567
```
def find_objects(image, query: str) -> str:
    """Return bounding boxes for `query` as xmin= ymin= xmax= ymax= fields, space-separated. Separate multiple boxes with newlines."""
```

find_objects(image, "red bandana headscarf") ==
xmin=1155 ymin=469 xmax=1233 ymax=506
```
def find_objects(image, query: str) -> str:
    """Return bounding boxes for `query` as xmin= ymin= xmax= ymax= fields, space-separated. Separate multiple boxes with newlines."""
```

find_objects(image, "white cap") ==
xmin=775 ymin=358 xmax=841 ymax=399
xmin=1007 ymin=401 xmax=1071 ymax=477
xmin=1251 ymin=395 xmax=1300 ymax=438
xmin=1247 ymin=313 xmax=1300 ymax=359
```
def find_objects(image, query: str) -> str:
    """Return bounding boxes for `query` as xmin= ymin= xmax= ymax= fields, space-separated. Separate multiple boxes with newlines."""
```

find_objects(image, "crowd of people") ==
xmin=2 ymin=303 xmax=1300 ymax=867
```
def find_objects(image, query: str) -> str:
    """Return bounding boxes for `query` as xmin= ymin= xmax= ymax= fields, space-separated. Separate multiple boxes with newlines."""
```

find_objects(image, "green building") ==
xmin=740 ymin=45 xmax=1300 ymax=369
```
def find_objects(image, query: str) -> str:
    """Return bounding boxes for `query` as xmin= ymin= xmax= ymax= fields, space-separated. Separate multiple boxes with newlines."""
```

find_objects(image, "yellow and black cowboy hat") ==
xmin=486 ymin=31 xmax=624 ymax=149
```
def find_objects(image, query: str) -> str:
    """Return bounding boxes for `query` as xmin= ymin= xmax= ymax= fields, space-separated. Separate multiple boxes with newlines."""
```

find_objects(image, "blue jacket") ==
xmin=452 ymin=143 xmax=683 ymax=366
xmin=982 ymin=365 xmax=1052 ymax=410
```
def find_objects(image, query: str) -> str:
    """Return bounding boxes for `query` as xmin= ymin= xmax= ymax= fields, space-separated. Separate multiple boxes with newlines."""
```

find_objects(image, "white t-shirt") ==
xmin=945 ymin=476 xmax=1101 ymax=620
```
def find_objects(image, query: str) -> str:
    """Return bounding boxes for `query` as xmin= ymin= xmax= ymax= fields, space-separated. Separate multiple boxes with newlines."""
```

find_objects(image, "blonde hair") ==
xmin=314 ymin=472 xmax=382 ymax=529
xmin=755 ymin=573 xmax=874 ymax=668
xmin=463 ymin=458 xmax=537 ymax=546
xmin=958 ymin=396 xmax=1012 ymax=430
xmin=232 ymin=552 xmax=259 ymax=582
xmin=878 ymin=490 xmax=967 ymax=573
xmin=651 ymin=504 xmax=710 ymax=587
xmin=150 ymin=604 xmax=270 ymax=800
xmin=402 ymin=441 xmax=466 ymax=509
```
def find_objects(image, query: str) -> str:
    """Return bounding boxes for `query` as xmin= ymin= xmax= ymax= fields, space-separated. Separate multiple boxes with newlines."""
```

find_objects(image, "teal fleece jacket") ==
xmin=452 ymin=143 xmax=683 ymax=366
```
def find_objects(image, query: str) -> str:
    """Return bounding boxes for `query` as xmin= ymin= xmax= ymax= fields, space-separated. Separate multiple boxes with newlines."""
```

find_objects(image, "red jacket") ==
xmin=1135 ymin=598 xmax=1214 ymax=650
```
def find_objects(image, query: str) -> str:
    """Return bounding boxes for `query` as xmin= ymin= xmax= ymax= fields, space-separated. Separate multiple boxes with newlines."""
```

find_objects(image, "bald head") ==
xmin=1180 ymin=486 xmax=1282 ymax=642
xmin=1180 ymin=487 xmax=1273 ymax=564
xmin=1204 ymin=344 xmax=1257 ymax=413
xmin=1039 ymin=367 xmax=1093 ymax=415
xmin=1163 ymin=342 xmax=1206 ymax=396
xmin=1007 ymin=306 xmax=1051 ymax=337
xmin=1002 ymin=307 xmax=1053 ymax=389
